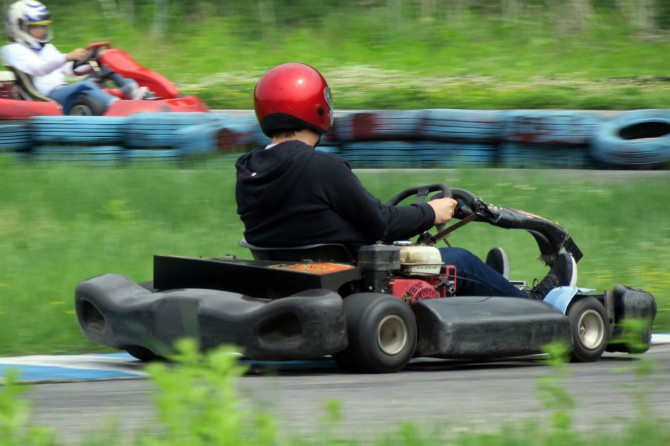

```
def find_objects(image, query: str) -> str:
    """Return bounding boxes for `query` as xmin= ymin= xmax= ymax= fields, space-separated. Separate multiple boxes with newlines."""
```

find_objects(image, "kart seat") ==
xmin=3 ymin=65 xmax=57 ymax=102
xmin=239 ymin=238 xmax=356 ymax=264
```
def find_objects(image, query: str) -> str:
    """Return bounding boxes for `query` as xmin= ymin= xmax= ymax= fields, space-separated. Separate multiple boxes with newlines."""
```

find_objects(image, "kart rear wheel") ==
xmin=333 ymin=293 xmax=416 ymax=373
xmin=67 ymin=95 xmax=105 ymax=116
xmin=568 ymin=297 xmax=609 ymax=362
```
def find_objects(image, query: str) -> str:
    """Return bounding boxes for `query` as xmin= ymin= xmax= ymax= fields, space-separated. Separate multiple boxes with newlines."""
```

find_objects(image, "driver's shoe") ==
xmin=131 ymin=86 xmax=150 ymax=100
xmin=485 ymin=247 xmax=510 ymax=279
xmin=528 ymin=252 xmax=577 ymax=300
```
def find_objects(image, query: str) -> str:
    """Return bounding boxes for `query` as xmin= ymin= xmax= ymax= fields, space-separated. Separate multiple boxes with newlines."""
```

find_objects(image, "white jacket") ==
xmin=1 ymin=42 xmax=77 ymax=95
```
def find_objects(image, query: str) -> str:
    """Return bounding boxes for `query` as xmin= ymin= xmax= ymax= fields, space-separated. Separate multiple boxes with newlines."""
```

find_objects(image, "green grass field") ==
xmin=0 ymin=161 xmax=667 ymax=355
xmin=31 ymin=2 xmax=670 ymax=110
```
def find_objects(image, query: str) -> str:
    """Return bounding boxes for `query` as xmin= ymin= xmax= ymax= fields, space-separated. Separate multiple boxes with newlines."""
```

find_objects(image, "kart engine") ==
xmin=358 ymin=243 xmax=456 ymax=304
xmin=358 ymin=244 xmax=456 ymax=303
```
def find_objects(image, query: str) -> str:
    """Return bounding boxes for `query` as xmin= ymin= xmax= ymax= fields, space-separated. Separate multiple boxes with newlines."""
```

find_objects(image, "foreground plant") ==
xmin=139 ymin=339 xmax=279 ymax=446
xmin=0 ymin=369 xmax=59 ymax=446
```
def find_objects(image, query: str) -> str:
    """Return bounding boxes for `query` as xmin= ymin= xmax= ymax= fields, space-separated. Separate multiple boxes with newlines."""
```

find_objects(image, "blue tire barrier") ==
xmin=418 ymin=141 xmax=497 ymax=167
xmin=0 ymin=120 xmax=31 ymax=152
xmin=498 ymin=143 xmax=592 ymax=168
xmin=175 ymin=116 xmax=271 ymax=157
xmin=339 ymin=141 xmax=428 ymax=168
xmin=333 ymin=110 xmax=425 ymax=142
xmin=501 ymin=110 xmax=601 ymax=145
xmin=215 ymin=115 xmax=271 ymax=149
xmin=123 ymin=112 xmax=225 ymax=149
xmin=30 ymin=145 xmax=124 ymax=164
xmin=591 ymin=109 xmax=670 ymax=167
xmin=417 ymin=109 xmax=503 ymax=143
xmin=30 ymin=116 xmax=128 ymax=145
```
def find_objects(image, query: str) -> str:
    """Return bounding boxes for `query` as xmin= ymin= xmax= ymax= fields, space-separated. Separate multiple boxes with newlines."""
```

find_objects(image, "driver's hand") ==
xmin=66 ymin=48 xmax=87 ymax=62
xmin=428 ymin=197 xmax=458 ymax=225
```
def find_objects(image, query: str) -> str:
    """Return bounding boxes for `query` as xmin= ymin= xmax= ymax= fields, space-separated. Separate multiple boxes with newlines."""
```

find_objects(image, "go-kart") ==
xmin=74 ymin=185 xmax=657 ymax=372
xmin=1 ymin=42 xmax=208 ymax=118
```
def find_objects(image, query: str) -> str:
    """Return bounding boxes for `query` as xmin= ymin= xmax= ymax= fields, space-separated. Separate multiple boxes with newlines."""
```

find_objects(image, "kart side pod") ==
xmin=412 ymin=296 xmax=573 ymax=358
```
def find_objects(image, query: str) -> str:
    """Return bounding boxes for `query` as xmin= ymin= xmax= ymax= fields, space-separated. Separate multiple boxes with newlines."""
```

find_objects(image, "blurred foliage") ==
xmin=3 ymin=0 xmax=670 ymax=109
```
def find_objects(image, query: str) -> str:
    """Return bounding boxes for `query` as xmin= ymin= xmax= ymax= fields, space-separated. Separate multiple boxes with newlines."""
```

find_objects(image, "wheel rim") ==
xmin=70 ymin=105 xmax=92 ymax=116
xmin=377 ymin=314 xmax=408 ymax=356
xmin=577 ymin=309 xmax=605 ymax=350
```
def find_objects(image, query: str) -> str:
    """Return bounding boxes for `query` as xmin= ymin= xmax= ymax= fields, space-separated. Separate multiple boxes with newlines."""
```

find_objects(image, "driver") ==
xmin=235 ymin=62 xmax=575 ymax=300
xmin=1 ymin=0 xmax=146 ymax=114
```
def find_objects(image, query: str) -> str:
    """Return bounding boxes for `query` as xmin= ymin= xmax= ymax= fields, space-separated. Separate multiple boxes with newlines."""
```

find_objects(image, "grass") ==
xmin=0 ymin=160 xmax=668 ymax=356
xmin=28 ymin=3 xmax=670 ymax=110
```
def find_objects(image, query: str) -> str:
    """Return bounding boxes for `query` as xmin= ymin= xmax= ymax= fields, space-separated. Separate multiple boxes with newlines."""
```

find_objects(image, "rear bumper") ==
xmin=75 ymin=274 xmax=347 ymax=360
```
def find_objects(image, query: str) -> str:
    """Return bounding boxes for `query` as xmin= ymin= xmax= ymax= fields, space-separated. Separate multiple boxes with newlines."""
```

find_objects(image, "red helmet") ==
xmin=254 ymin=63 xmax=333 ymax=137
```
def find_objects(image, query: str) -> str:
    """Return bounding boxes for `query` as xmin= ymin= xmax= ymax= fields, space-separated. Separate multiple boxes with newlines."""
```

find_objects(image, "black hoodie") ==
xmin=235 ymin=140 xmax=435 ymax=249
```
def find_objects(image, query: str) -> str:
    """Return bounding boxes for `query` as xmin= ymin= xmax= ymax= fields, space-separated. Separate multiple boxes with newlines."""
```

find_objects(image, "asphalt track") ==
xmin=2 ymin=335 xmax=668 ymax=444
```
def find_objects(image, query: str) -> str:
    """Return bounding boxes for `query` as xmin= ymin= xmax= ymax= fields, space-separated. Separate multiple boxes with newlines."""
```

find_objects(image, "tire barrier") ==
xmin=30 ymin=116 xmax=127 ymax=145
xmin=499 ymin=110 xmax=602 ymax=168
xmin=333 ymin=110 xmax=426 ymax=142
xmin=591 ymin=109 xmax=670 ymax=167
xmin=501 ymin=110 xmax=602 ymax=145
xmin=123 ymin=113 xmax=269 ymax=161
xmin=419 ymin=141 xmax=498 ymax=167
xmin=27 ymin=116 xmax=127 ymax=163
xmin=2 ymin=109 xmax=670 ymax=168
xmin=338 ymin=141 xmax=423 ymax=168
xmin=418 ymin=109 xmax=503 ymax=143
xmin=123 ymin=112 xmax=221 ymax=149
xmin=340 ymin=141 xmax=497 ymax=168
xmin=0 ymin=119 xmax=30 ymax=154
xmin=340 ymin=141 xmax=426 ymax=168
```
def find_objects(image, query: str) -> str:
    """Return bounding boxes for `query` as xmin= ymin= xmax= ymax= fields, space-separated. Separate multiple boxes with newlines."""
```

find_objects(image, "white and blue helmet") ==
xmin=6 ymin=1 xmax=53 ymax=50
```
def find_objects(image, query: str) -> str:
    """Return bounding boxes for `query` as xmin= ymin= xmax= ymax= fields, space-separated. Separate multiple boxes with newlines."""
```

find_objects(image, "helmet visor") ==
xmin=324 ymin=86 xmax=334 ymax=127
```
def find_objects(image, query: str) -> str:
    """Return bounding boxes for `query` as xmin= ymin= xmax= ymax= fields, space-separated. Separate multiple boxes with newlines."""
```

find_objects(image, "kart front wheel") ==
xmin=333 ymin=293 xmax=416 ymax=373
xmin=568 ymin=297 xmax=609 ymax=362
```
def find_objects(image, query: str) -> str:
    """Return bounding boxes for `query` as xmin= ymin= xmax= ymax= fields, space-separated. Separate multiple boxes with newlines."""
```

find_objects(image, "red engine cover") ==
xmin=391 ymin=279 xmax=439 ymax=304
xmin=391 ymin=266 xmax=457 ymax=304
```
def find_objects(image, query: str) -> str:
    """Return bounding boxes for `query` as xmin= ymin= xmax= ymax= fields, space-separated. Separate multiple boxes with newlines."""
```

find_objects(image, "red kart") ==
xmin=1 ymin=42 xmax=208 ymax=118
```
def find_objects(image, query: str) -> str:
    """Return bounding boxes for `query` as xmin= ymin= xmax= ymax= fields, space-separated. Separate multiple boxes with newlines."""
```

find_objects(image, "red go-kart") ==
xmin=1 ymin=42 xmax=208 ymax=118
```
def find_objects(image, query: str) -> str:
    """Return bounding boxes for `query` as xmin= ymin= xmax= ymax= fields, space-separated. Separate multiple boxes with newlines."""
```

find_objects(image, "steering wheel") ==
xmin=385 ymin=183 xmax=452 ymax=207
xmin=385 ymin=184 xmax=453 ymax=244
xmin=72 ymin=42 xmax=112 ymax=71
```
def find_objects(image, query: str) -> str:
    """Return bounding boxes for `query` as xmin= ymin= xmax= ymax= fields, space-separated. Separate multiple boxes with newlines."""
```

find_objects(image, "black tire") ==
xmin=125 ymin=345 xmax=161 ymax=362
xmin=568 ymin=297 xmax=609 ymax=362
xmin=67 ymin=95 xmax=106 ymax=116
xmin=332 ymin=293 xmax=416 ymax=373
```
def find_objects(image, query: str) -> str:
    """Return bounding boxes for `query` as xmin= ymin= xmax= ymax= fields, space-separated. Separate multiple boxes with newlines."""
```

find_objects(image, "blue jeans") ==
xmin=438 ymin=247 xmax=529 ymax=298
xmin=48 ymin=69 xmax=138 ymax=113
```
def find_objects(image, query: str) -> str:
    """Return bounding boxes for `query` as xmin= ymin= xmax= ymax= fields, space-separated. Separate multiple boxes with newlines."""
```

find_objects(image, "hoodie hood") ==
xmin=235 ymin=140 xmax=316 ymax=216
